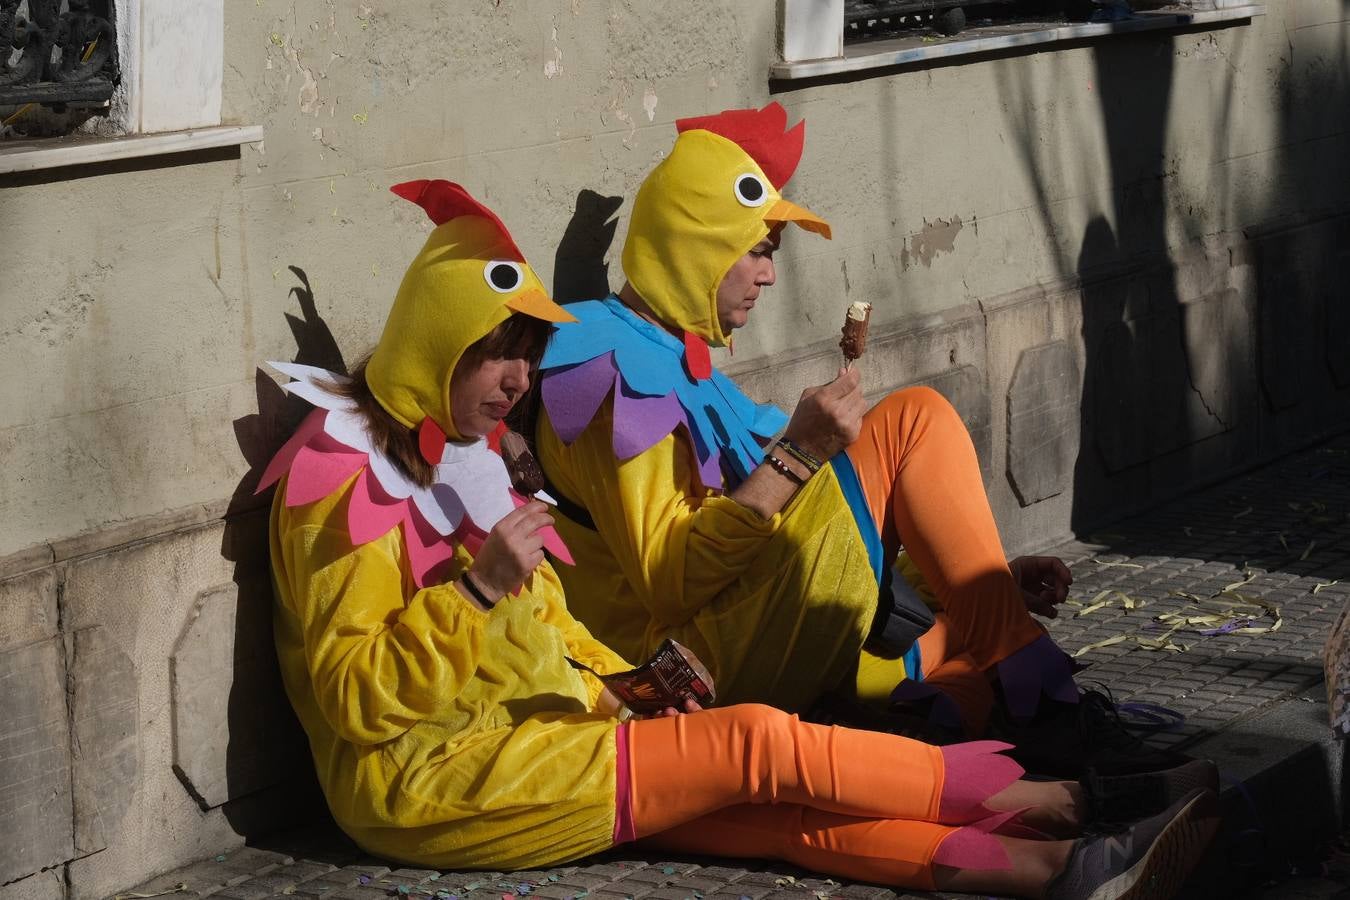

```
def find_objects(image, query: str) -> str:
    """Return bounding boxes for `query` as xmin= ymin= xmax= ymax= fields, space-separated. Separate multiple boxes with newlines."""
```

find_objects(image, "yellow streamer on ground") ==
xmin=2 ymin=103 xmax=35 ymax=126
xmin=1071 ymin=635 xmax=1128 ymax=658
xmin=112 ymin=884 xmax=188 ymax=900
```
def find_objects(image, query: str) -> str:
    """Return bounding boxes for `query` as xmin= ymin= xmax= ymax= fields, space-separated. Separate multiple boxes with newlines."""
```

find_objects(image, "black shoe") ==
xmin=1046 ymin=787 xmax=1221 ymax=900
xmin=993 ymin=688 xmax=1193 ymax=778
xmin=1083 ymin=758 xmax=1221 ymax=829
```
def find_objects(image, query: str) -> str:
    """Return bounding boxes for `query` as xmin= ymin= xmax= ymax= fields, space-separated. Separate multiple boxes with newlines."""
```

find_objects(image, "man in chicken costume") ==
xmin=259 ymin=180 xmax=1222 ymax=897
xmin=536 ymin=104 xmax=1176 ymax=774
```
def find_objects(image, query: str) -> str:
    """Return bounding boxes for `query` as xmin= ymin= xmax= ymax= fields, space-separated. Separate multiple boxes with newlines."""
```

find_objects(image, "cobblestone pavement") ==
xmin=112 ymin=434 xmax=1350 ymax=900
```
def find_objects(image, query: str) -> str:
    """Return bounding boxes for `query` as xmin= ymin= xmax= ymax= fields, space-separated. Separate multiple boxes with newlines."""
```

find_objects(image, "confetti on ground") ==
xmin=1092 ymin=558 xmax=1144 ymax=569
xmin=112 ymin=884 xmax=189 ymax=900
xmin=353 ymin=111 xmax=369 ymax=124
xmin=1314 ymin=581 xmax=1340 ymax=594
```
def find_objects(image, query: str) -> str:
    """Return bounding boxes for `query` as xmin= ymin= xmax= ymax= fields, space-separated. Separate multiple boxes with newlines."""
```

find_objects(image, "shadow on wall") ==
xmin=510 ymin=188 xmax=624 ymax=438
xmin=211 ymin=267 xmax=348 ymax=837
xmin=1000 ymin=17 xmax=1350 ymax=539
xmin=552 ymin=189 xmax=624 ymax=304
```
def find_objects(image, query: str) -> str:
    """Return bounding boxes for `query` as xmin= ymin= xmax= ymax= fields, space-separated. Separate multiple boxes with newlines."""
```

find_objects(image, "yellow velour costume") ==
xmin=256 ymin=178 xmax=1065 ymax=891
xmin=536 ymin=104 xmax=1081 ymax=733
xmin=535 ymin=104 xmax=887 ymax=713
xmin=259 ymin=181 xmax=632 ymax=869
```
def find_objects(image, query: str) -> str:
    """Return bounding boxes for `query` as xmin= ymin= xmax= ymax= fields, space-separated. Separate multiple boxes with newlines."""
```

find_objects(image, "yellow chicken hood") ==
xmin=368 ymin=180 xmax=576 ymax=451
xmin=622 ymin=102 xmax=831 ymax=349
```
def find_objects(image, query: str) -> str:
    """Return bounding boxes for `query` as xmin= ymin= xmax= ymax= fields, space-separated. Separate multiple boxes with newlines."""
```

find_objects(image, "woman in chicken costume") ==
xmin=535 ymin=104 xmax=1182 ymax=775
xmin=259 ymin=180 xmax=1219 ymax=898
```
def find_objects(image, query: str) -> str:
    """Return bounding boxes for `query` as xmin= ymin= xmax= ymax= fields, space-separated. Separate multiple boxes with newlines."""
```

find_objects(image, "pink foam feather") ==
xmin=347 ymin=468 xmax=411 ymax=545
xmin=284 ymin=440 xmax=368 ymax=507
xmin=256 ymin=410 xmax=328 ymax=494
xmin=931 ymin=826 xmax=1012 ymax=872
xmin=456 ymin=525 xmax=486 ymax=558
xmin=403 ymin=508 xmax=458 ymax=588
xmin=541 ymin=525 xmax=574 ymax=565
xmin=510 ymin=491 xmax=574 ymax=565
xmin=938 ymin=741 xmax=1024 ymax=824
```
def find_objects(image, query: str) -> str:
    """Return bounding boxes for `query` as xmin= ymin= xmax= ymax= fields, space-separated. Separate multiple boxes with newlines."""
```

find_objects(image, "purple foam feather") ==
xmin=542 ymin=353 xmax=619 ymax=444
xmin=996 ymin=633 xmax=1080 ymax=720
xmin=612 ymin=385 xmax=688 ymax=460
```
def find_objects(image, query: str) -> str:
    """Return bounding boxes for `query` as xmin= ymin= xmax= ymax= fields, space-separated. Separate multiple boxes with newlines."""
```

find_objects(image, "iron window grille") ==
xmin=1 ymin=0 xmax=118 ymax=127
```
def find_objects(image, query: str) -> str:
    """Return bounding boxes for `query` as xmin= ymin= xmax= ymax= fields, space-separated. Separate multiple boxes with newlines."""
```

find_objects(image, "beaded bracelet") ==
xmin=775 ymin=438 xmax=823 ymax=473
xmin=764 ymin=452 xmax=807 ymax=486
xmin=459 ymin=572 xmax=498 ymax=608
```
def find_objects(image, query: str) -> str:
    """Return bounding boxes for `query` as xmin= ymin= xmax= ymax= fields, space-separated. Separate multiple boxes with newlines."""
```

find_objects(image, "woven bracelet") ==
xmin=764 ymin=452 xmax=807 ymax=486
xmin=776 ymin=438 xmax=823 ymax=473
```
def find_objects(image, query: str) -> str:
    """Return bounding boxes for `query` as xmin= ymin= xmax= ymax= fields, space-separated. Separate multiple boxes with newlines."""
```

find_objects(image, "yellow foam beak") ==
xmin=506 ymin=287 xmax=578 ymax=324
xmin=765 ymin=199 xmax=833 ymax=240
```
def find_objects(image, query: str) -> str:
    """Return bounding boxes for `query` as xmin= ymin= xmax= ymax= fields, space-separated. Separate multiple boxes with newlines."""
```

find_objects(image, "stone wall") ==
xmin=2 ymin=2 xmax=1348 ymax=898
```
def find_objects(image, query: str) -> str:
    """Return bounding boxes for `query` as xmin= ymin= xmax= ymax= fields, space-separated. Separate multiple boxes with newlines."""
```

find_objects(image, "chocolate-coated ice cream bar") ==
xmin=840 ymin=301 xmax=873 ymax=362
xmin=499 ymin=430 xmax=545 ymax=495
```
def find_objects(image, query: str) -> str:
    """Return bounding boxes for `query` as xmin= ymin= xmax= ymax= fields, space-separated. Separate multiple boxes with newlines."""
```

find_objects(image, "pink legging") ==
xmin=623 ymin=704 xmax=1023 ymax=890
xmin=846 ymin=387 xmax=1049 ymax=726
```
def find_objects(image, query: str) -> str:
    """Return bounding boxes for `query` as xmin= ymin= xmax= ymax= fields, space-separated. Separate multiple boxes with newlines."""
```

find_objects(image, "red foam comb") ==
xmin=676 ymin=101 xmax=805 ymax=190
xmin=390 ymin=180 xmax=524 ymax=261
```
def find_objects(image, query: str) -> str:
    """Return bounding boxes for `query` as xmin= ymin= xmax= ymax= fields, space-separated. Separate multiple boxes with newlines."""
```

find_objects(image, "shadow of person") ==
xmin=510 ymin=189 xmax=625 ymax=439
xmin=215 ymin=266 xmax=348 ymax=839
xmin=552 ymin=189 xmax=624 ymax=304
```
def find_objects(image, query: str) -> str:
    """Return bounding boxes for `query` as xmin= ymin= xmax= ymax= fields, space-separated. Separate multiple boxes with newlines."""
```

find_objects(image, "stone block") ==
xmin=1328 ymin=250 xmax=1350 ymax=389
xmin=1005 ymin=341 xmax=1079 ymax=506
xmin=0 ymin=868 xmax=66 ymax=900
xmin=1178 ymin=289 xmax=1246 ymax=441
xmin=1258 ymin=268 xmax=1312 ymax=411
xmin=171 ymin=582 xmax=307 ymax=810
xmin=69 ymin=627 xmax=139 ymax=855
xmin=0 ymin=568 xmax=59 ymax=651
xmin=0 ymin=637 xmax=75 ymax=884
xmin=907 ymin=365 xmax=993 ymax=484
xmin=1093 ymin=318 xmax=1152 ymax=473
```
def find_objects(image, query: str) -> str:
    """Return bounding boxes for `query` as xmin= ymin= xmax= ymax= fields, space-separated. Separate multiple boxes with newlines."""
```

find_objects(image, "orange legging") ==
xmin=845 ymin=387 xmax=1048 ymax=725
xmin=625 ymin=705 xmax=1022 ymax=890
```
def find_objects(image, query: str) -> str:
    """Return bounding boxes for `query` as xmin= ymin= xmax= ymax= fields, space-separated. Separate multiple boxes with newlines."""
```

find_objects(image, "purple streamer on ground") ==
xmin=1199 ymin=618 xmax=1254 ymax=636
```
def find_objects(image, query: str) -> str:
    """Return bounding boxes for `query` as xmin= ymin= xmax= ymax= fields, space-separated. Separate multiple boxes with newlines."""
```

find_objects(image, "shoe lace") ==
xmin=1077 ymin=685 xmax=1147 ymax=752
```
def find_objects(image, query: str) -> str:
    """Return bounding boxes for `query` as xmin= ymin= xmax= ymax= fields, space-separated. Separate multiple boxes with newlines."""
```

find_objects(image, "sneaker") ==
xmin=992 ymin=688 xmax=1193 ymax=778
xmin=1083 ymin=758 xmax=1221 ymax=829
xmin=1046 ymin=787 xmax=1221 ymax=900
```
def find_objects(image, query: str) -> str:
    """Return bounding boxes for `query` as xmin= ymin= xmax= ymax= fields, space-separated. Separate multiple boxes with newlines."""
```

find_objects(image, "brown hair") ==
xmin=327 ymin=314 xmax=553 ymax=489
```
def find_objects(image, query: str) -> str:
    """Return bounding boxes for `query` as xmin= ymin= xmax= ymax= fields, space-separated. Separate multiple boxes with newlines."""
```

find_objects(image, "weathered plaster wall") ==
xmin=1 ymin=2 xmax=1347 ymax=898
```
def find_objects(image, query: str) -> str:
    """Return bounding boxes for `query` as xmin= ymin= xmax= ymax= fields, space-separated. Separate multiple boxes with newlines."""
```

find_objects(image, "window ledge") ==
xmin=0 ymin=124 xmax=263 ymax=175
xmin=771 ymin=4 xmax=1264 ymax=80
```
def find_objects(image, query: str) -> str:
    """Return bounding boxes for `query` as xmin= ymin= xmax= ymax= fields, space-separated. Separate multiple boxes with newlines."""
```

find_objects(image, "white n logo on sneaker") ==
xmin=1103 ymin=833 xmax=1133 ymax=864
